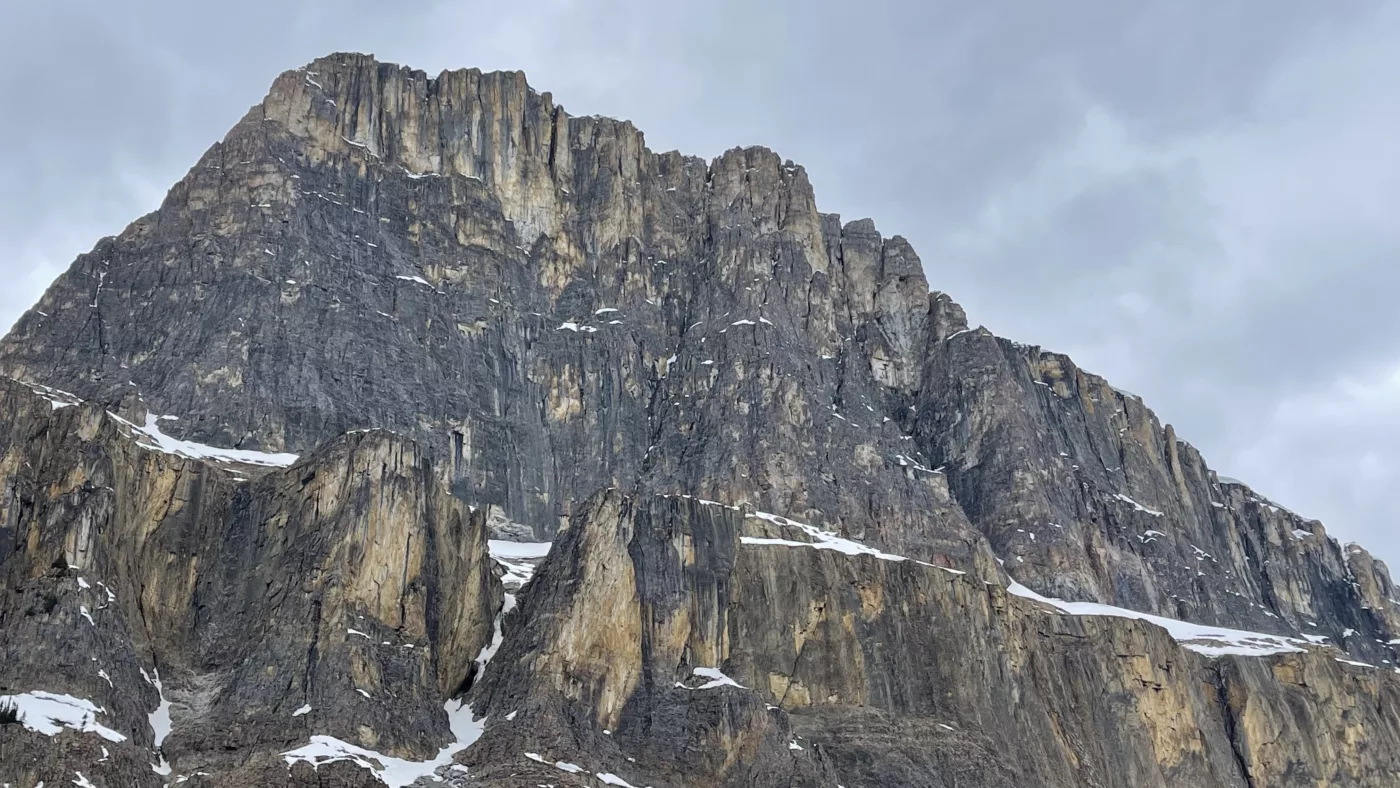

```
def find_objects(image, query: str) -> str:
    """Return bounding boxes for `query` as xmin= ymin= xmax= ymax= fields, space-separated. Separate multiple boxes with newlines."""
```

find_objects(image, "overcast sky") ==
xmin=3 ymin=0 xmax=1398 ymax=565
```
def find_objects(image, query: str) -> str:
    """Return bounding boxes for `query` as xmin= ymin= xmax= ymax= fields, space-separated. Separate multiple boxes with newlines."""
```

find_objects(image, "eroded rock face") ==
xmin=2 ymin=52 xmax=1399 ymax=786
xmin=0 ymin=53 xmax=984 ymax=576
xmin=0 ymin=378 xmax=499 ymax=786
xmin=463 ymin=491 xmax=1400 ymax=788
xmin=915 ymin=337 xmax=1400 ymax=662
xmin=464 ymin=492 xmax=830 ymax=788
xmin=1 ymin=54 xmax=1392 ymax=666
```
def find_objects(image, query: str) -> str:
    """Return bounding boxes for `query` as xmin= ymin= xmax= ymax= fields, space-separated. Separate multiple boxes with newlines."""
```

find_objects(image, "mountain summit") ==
xmin=1 ymin=53 xmax=1397 ymax=787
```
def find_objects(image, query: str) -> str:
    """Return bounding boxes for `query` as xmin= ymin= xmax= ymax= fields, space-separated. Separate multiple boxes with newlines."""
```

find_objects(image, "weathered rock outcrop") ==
xmin=916 ymin=335 xmax=1400 ymax=664
xmin=2 ymin=54 xmax=1391 ymax=662
xmin=2 ymin=52 xmax=1399 ymax=786
xmin=0 ymin=378 xmax=499 ymax=786
xmin=464 ymin=491 xmax=1400 ymax=787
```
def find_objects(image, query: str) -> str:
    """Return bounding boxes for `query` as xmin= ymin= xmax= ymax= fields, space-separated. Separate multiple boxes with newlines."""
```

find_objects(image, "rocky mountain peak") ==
xmin=2 ymin=53 xmax=1398 ymax=787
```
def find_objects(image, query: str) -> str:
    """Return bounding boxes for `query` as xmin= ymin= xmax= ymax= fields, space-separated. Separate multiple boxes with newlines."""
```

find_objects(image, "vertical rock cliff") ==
xmin=0 ymin=379 xmax=499 ymax=785
xmin=2 ymin=53 xmax=1398 ymax=786
xmin=465 ymin=492 xmax=1400 ymax=788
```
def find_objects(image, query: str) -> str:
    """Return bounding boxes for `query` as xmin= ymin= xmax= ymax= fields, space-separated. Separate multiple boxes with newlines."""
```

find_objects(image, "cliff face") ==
xmin=917 ymin=335 xmax=1400 ymax=662
xmin=1 ymin=53 xmax=1399 ymax=787
xmin=465 ymin=492 xmax=1400 ymax=788
xmin=0 ymin=378 xmax=499 ymax=786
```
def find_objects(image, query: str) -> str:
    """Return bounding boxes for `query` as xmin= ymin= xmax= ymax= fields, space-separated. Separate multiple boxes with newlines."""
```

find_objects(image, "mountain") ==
xmin=1 ymin=52 xmax=1397 ymax=787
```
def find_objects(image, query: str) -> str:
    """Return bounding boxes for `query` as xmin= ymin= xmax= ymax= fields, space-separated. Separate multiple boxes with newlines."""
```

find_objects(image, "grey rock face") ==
xmin=464 ymin=490 xmax=1400 ymax=788
xmin=915 ymin=335 xmax=1400 ymax=661
xmin=0 ymin=53 xmax=984 ymax=575
xmin=2 ymin=52 xmax=1399 ymax=786
xmin=0 ymin=378 xmax=498 ymax=786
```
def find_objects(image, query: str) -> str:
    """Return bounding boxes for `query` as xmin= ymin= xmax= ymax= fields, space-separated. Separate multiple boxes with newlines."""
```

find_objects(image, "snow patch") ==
xmin=282 ymin=700 xmax=485 ymax=787
xmin=526 ymin=753 xmax=583 ymax=774
xmin=557 ymin=322 xmax=599 ymax=333
xmin=525 ymin=752 xmax=591 ymax=775
xmin=113 ymin=413 xmax=299 ymax=467
xmin=473 ymin=592 xmax=517 ymax=678
xmin=693 ymin=667 xmax=744 ymax=689
xmin=394 ymin=275 xmax=431 ymax=287
xmin=1006 ymin=581 xmax=1305 ymax=658
xmin=0 ymin=691 xmax=127 ymax=742
xmin=474 ymin=610 xmax=507 ymax=672
xmin=894 ymin=455 xmax=942 ymax=474
xmin=149 ymin=670 xmax=173 ymax=749
xmin=493 ymin=558 xmax=538 ymax=586
xmin=488 ymin=541 xmax=552 ymax=586
xmin=1112 ymin=493 xmax=1164 ymax=517
xmin=741 ymin=511 xmax=965 ymax=575
xmin=18 ymin=381 xmax=83 ymax=411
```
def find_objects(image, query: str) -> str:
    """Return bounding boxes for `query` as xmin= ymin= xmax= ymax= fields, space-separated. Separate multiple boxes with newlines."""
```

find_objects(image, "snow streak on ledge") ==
xmin=723 ymin=500 xmax=1309 ymax=661
xmin=739 ymin=509 xmax=965 ymax=575
xmin=14 ymin=379 xmax=82 ymax=410
xmin=1006 ymin=580 xmax=1306 ymax=658
xmin=6 ymin=378 xmax=300 ymax=467
xmin=111 ymin=412 xmax=300 ymax=467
